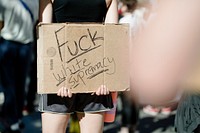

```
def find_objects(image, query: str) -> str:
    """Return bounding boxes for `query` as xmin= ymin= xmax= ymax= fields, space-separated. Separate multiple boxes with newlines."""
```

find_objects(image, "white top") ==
xmin=0 ymin=0 xmax=39 ymax=44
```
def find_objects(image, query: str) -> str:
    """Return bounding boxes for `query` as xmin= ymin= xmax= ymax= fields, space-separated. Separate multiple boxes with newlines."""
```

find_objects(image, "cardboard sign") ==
xmin=37 ymin=23 xmax=129 ymax=94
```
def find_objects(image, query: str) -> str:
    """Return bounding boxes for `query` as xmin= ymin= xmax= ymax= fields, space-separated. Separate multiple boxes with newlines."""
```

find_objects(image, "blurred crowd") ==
xmin=0 ymin=0 xmax=200 ymax=133
xmin=0 ymin=0 xmax=39 ymax=133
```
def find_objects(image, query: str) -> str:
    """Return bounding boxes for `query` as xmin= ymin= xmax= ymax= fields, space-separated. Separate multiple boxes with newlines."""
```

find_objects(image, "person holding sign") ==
xmin=39 ymin=0 xmax=118 ymax=133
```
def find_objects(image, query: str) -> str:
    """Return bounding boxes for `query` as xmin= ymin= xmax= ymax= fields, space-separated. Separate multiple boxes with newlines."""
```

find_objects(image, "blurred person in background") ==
xmin=118 ymin=0 xmax=133 ymax=19
xmin=120 ymin=0 xmax=178 ymax=117
xmin=23 ymin=20 xmax=38 ymax=115
xmin=130 ymin=0 xmax=200 ymax=132
xmin=175 ymin=93 xmax=200 ymax=133
xmin=0 ymin=0 xmax=39 ymax=132
xmin=118 ymin=1 xmax=138 ymax=133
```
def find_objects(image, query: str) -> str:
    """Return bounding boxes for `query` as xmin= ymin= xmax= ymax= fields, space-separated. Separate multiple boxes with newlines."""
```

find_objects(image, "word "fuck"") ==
xmin=54 ymin=26 xmax=104 ymax=63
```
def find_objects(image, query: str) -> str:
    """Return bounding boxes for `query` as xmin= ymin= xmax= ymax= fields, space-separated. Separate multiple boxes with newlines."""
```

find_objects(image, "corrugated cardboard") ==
xmin=37 ymin=23 xmax=129 ymax=94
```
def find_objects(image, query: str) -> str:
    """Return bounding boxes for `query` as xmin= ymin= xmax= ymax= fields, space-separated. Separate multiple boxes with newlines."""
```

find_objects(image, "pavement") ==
xmin=22 ymin=112 xmax=42 ymax=133
xmin=135 ymin=110 xmax=176 ymax=133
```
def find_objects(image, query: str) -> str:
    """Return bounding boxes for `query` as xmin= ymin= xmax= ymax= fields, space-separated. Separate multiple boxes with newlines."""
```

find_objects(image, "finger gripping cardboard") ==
xmin=37 ymin=23 xmax=129 ymax=94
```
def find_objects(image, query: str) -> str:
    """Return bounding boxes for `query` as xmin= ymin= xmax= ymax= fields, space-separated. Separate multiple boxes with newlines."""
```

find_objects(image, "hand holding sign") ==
xmin=57 ymin=85 xmax=109 ymax=97
xmin=57 ymin=87 xmax=72 ymax=98
xmin=96 ymin=85 xmax=110 ymax=95
xmin=94 ymin=85 xmax=110 ymax=96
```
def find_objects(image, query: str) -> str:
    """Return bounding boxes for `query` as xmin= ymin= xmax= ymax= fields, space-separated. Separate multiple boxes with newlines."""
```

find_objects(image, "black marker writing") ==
xmin=54 ymin=26 xmax=68 ymax=62
xmin=87 ymin=28 xmax=104 ymax=46
xmin=52 ymin=57 xmax=116 ymax=89
xmin=52 ymin=27 xmax=117 ymax=90
xmin=54 ymin=27 xmax=104 ymax=62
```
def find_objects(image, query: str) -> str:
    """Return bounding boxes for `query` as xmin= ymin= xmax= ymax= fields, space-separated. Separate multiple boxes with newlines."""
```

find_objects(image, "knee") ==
xmin=41 ymin=113 xmax=69 ymax=133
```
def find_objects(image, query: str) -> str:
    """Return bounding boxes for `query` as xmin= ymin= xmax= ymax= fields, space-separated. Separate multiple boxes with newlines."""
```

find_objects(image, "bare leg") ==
xmin=41 ymin=112 xmax=70 ymax=133
xmin=78 ymin=112 xmax=105 ymax=133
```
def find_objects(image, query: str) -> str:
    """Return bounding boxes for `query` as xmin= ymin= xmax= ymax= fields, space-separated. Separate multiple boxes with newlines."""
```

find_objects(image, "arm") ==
xmin=95 ymin=0 xmax=118 ymax=96
xmin=39 ymin=0 xmax=53 ymax=23
xmin=39 ymin=0 xmax=72 ymax=97
xmin=105 ymin=0 xmax=118 ymax=23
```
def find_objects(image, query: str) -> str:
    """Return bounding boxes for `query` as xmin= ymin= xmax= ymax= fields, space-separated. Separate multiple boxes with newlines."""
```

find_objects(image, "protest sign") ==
xmin=37 ymin=23 xmax=129 ymax=93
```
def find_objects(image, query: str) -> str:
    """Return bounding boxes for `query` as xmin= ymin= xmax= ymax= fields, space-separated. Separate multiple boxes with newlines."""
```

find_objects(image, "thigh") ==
xmin=78 ymin=112 xmax=105 ymax=133
xmin=42 ymin=112 xmax=70 ymax=133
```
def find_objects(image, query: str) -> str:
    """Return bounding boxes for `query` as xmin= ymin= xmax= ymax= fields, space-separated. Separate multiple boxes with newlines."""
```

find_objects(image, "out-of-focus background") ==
xmin=0 ymin=0 xmax=197 ymax=133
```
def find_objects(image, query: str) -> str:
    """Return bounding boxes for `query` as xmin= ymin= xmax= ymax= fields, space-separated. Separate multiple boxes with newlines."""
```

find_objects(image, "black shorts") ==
xmin=38 ymin=93 xmax=113 ymax=114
